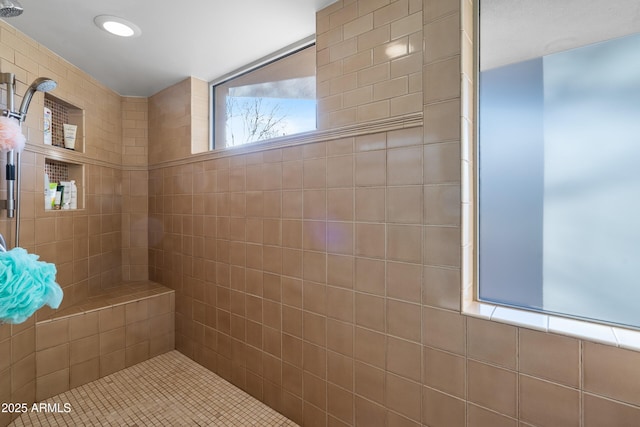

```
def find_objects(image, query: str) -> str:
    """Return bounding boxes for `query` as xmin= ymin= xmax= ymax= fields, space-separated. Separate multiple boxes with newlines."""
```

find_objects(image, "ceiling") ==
xmin=3 ymin=0 xmax=338 ymax=97
xmin=481 ymin=0 xmax=640 ymax=70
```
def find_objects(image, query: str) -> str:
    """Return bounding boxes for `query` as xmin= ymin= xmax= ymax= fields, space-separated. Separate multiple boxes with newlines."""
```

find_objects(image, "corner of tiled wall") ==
xmin=122 ymin=97 xmax=149 ymax=282
xmin=190 ymin=77 xmax=210 ymax=154
xmin=148 ymin=78 xmax=193 ymax=164
xmin=122 ymin=97 xmax=149 ymax=167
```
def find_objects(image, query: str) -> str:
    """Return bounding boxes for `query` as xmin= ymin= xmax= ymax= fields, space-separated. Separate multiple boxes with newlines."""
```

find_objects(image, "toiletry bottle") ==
xmin=49 ymin=183 xmax=58 ymax=209
xmin=60 ymin=181 xmax=71 ymax=209
xmin=54 ymin=184 xmax=64 ymax=210
xmin=44 ymin=107 xmax=52 ymax=145
xmin=44 ymin=173 xmax=51 ymax=210
xmin=70 ymin=180 xmax=77 ymax=209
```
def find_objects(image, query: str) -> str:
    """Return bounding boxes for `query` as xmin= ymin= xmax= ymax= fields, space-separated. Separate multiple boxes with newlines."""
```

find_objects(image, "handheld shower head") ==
xmin=18 ymin=77 xmax=57 ymax=122
xmin=0 ymin=0 xmax=23 ymax=17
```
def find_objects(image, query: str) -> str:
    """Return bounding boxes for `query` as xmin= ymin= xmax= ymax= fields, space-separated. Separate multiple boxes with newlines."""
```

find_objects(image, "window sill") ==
xmin=463 ymin=300 xmax=640 ymax=352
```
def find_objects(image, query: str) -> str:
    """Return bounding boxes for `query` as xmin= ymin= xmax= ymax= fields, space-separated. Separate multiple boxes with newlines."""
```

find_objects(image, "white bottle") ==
xmin=70 ymin=180 xmax=77 ymax=209
xmin=44 ymin=107 xmax=52 ymax=145
xmin=44 ymin=173 xmax=51 ymax=210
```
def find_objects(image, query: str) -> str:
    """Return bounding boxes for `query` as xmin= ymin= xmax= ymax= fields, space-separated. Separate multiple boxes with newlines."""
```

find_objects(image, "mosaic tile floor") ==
xmin=10 ymin=351 xmax=298 ymax=426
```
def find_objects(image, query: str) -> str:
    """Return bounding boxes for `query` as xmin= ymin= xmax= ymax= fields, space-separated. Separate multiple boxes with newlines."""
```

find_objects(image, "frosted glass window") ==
xmin=478 ymin=0 xmax=640 ymax=328
xmin=211 ymin=43 xmax=316 ymax=149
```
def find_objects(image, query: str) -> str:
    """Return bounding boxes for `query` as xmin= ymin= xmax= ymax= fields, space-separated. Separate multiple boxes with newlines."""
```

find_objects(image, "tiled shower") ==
xmin=2 ymin=0 xmax=640 ymax=426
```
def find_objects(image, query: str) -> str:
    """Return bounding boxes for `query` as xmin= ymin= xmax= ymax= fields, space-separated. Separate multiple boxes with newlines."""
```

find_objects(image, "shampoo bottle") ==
xmin=70 ymin=180 xmax=77 ymax=209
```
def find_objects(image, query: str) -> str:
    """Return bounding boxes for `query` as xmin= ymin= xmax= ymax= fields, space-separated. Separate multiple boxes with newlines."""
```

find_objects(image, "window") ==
xmin=211 ymin=39 xmax=316 ymax=149
xmin=478 ymin=0 xmax=640 ymax=328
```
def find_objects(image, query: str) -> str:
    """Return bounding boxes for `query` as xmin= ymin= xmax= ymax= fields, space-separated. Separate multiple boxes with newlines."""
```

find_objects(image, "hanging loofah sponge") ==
xmin=0 ymin=247 xmax=63 ymax=324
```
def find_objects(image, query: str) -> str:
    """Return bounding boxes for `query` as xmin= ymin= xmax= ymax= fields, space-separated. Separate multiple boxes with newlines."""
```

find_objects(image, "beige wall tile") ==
xmin=354 ymin=326 xmax=385 ymax=369
xmin=327 ymin=287 xmax=354 ymax=323
xmin=424 ymin=56 xmax=461 ymax=103
xmin=355 ymin=223 xmax=386 ymax=258
xmin=519 ymin=329 xmax=580 ymax=388
xmin=327 ymin=383 xmax=354 ymax=424
xmin=11 ymin=354 xmax=34 ymax=394
xmin=327 ymin=155 xmax=354 ymax=188
xmin=355 ymin=257 xmax=385 ymax=295
xmin=69 ymin=335 xmax=99 ymax=366
xmin=386 ymin=261 xmax=421 ymax=303
xmin=12 ymin=327 xmax=35 ymax=363
xmin=69 ymin=357 xmax=99 ymax=389
xmin=327 ymin=350 xmax=354 ymax=391
xmin=36 ymin=319 xmax=68 ymax=351
xmin=373 ymin=0 xmax=410 ymax=28
xmin=467 ymin=403 xmax=517 ymax=427
xmin=387 ymin=300 xmax=421 ymax=342
xmin=584 ymin=393 xmax=640 ymax=427
xmin=422 ymin=387 xmax=465 ymax=427
xmin=387 ymin=224 xmax=422 ymax=263
xmin=387 ymin=186 xmax=422 ymax=224
xmin=69 ymin=312 xmax=99 ymax=341
xmin=36 ymin=368 xmax=69 ymax=402
xmin=387 ymin=146 xmax=422 ymax=185
xmin=467 ymin=318 xmax=517 ymax=369
xmin=327 ymin=255 xmax=354 ymax=289
xmin=344 ymin=13 xmax=374 ymax=39
xmin=355 ymin=187 xmax=386 ymax=222
xmin=355 ymin=294 xmax=386 ymax=333
xmin=519 ymin=375 xmax=579 ymax=427
xmin=328 ymin=189 xmax=354 ymax=221
xmin=100 ymin=327 xmax=125 ymax=355
xmin=584 ymin=342 xmax=640 ymax=406
xmin=424 ymin=346 xmax=464 ymax=398
xmin=36 ymin=343 xmax=69 ymax=377
xmin=423 ymin=225 xmax=460 ymax=267
xmin=355 ymin=361 xmax=385 ymax=404
xmin=424 ymin=13 xmax=461 ymax=63
xmin=468 ymin=360 xmax=517 ymax=418
xmin=355 ymin=150 xmax=387 ymax=186
xmin=327 ymin=319 xmax=354 ymax=358
xmin=99 ymin=305 xmax=125 ymax=332
xmin=422 ymin=307 xmax=465 ymax=355
xmin=424 ymin=184 xmax=460 ymax=226
xmin=386 ymin=336 xmax=421 ymax=382
xmin=100 ymin=349 xmax=125 ymax=377
xmin=386 ymin=373 xmax=421 ymax=421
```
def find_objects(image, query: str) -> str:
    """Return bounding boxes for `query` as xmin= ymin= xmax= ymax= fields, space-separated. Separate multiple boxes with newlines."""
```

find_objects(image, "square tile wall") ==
xmin=147 ymin=1 xmax=640 ymax=426
xmin=2 ymin=2 xmax=640 ymax=427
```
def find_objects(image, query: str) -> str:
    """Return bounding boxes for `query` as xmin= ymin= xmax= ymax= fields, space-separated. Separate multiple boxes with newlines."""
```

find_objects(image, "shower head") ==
xmin=31 ymin=77 xmax=57 ymax=93
xmin=0 ymin=0 xmax=23 ymax=17
xmin=18 ymin=77 xmax=57 ymax=122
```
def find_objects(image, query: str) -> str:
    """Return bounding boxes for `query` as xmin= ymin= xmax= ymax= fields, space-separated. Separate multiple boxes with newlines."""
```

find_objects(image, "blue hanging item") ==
xmin=0 ymin=235 xmax=63 ymax=324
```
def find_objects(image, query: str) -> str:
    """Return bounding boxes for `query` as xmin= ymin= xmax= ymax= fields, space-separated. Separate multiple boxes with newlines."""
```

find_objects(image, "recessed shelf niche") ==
xmin=44 ymin=158 xmax=84 ymax=210
xmin=44 ymin=93 xmax=84 ymax=153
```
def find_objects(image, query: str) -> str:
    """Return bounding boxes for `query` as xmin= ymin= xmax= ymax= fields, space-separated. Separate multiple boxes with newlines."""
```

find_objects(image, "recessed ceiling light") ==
xmin=94 ymin=15 xmax=141 ymax=38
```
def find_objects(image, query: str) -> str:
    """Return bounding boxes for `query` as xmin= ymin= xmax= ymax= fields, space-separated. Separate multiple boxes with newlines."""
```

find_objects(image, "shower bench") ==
xmin=33 ymin=281 xmax=175 ymax=402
